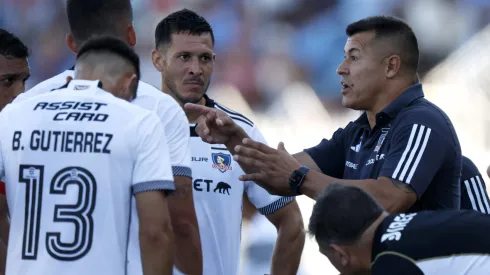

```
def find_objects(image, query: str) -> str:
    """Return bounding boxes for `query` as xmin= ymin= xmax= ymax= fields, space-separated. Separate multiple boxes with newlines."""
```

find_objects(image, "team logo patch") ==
xmin=211 ymin=153 xmax=232 ymax=173
xmin=374 ymin=128 xmax=390 ymax=153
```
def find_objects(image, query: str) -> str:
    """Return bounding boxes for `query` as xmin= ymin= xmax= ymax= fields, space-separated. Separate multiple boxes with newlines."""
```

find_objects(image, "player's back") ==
xmin=373 ymin=210 xmax=490 ymax=274
xmin=0 ymin=80 xmax=153 ymax=275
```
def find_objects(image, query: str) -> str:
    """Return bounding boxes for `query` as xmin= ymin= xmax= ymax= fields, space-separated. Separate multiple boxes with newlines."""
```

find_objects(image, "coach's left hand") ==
xmin=234 ymin=138 xmax=301 ymax=196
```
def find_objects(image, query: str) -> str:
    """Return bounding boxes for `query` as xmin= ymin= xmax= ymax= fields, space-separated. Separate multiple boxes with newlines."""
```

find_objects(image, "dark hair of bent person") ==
xmin=76 ymin=36 xmax=141 ymax=81
xmin=0 ymin=29 xmax=29 ymax=59
xmin=154 ymin=8 xmax=214 ymax=49
xmin=346 ymin=15 xmax=419 ymax=73
xmin=66 ymin=0 xmax=133 ymax=43
xmin=308 ymin=183 xmax=384 ymax=247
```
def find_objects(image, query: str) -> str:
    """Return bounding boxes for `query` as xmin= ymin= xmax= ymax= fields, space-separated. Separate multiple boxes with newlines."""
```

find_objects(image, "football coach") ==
xmin=184 ymin=15 xmax=462 ymax=213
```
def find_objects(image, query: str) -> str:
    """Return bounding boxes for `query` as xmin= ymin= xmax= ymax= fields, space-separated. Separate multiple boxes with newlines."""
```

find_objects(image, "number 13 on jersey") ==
xmin=19 ymin=165 xmax=97 ymax=261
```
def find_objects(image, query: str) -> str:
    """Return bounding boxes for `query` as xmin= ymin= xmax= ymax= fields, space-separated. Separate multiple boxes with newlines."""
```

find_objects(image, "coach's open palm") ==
xmin=184 ymin=103 xmax=246 ymax=144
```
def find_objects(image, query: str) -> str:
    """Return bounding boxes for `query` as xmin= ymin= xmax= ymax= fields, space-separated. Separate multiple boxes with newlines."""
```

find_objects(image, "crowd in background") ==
xmin=3 ymin=0 xmax=490 ymax=113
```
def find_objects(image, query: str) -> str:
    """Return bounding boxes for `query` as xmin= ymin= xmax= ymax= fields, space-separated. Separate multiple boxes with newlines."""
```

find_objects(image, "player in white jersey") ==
xmin=12 ymin=1 xmax=202 ymax=274
xmin=151 ymin=10 xmax=305 ymax=275
xmin=0 ymin=28 xmax=31 ymax=274
xmin=0 ymin=37 xmax=175 ymax=275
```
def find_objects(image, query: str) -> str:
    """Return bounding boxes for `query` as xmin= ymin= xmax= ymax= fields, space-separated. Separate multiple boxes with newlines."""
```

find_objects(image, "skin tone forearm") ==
xmin=267 ymin=203 xmax=305 ymax=275
xmin=140 ymin=228 xmax=174 ymax=275
xmin=167 ymin=178 xmax=203 ymax=275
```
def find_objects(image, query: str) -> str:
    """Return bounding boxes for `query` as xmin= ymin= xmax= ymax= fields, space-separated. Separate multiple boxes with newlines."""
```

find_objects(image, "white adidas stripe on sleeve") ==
xmin=392 ymin=124 xmax=432 ymax=183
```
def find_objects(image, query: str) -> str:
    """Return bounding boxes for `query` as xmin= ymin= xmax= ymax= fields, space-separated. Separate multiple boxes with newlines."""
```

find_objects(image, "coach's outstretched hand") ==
xmin=234 ymin=139 xmax=302 ymax=196
xmin=184 ymin=103 xmax=247 ymax=145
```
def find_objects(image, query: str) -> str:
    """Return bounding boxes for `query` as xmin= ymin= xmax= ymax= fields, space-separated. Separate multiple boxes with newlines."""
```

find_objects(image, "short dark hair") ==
xmin=76 ymin=36 xmax=140 ymax=81
xmin=154 ymin=9 xmax=214 ymax=49
xmin=0 ymin=29 xmax=29 ymax=59
xmin=66 ymin=0 xmax=133 ymax=43
xmin=308 ymin=184 xmax=384 ymax=246
xmin=346 ymin=16 xmax=419 ymax=73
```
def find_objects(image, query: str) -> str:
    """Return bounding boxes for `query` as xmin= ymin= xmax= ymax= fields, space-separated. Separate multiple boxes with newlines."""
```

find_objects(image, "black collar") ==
xmin=203 ymin=94 xmax=215 ymax=108
xmin=354 ymin=83 xmax=424 ymax=127
xmin=381 ymin=83 xmax=424 ymax=118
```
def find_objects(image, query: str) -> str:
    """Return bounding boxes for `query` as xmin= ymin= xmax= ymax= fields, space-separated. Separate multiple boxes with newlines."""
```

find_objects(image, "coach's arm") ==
xmin=266 ymin=200 xmax=305 ymax=275
xmin=235 ymin=117 xmax=452 ymax=214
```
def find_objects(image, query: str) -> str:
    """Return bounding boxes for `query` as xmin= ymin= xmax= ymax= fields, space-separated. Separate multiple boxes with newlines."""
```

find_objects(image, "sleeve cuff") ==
xmin=258 ymin=196 xmax=295 ymax=216
xmin=172 ymin=166 xmax=192 ymax=178
xmin=132 ymin=180 xmax=175 ymax=194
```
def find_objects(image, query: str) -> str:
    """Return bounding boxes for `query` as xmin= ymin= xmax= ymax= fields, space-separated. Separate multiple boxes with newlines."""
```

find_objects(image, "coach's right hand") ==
xmin=184 ymin=103 xmax=248 ymax=145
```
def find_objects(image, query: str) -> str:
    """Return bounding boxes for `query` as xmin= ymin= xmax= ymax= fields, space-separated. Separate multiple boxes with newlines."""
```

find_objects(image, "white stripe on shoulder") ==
xmin=476 ymin=176 xmax=490 ymax=213
xmin=214 ymin=103 xmax=254 ymax=126
xmin=470 ymin=177 xmax=486 ymax=214
xmin=464 ymin=179 xmax=479 ymax=212
xmin=392 ymin=124 xmax=432 ymax=183
xmin=406 ymin=127 xmax=431 ymax=183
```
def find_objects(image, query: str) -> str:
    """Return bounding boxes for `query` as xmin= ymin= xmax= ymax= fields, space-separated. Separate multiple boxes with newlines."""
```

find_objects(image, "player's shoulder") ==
xmin=134 ymin=81 xmax=183 ymax=114
xmin=14 ymin=70 xmax=73 ymax=104
xmin=461 ymin=155 xmax=480 ymax=180
xmin=208 ymin=96 xmax=255 ymax=131
xmin=397 ymin=96 xmax=453 ymax=129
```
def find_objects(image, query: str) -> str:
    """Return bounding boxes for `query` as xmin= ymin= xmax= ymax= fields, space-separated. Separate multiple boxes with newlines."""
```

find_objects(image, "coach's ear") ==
xmin=152 ymin=50 xmax=164 ymax=72
xmin=66 ymin=34 xmax=78 ymax=54
xmin=126 ymin=24 xmax=137 ymax=48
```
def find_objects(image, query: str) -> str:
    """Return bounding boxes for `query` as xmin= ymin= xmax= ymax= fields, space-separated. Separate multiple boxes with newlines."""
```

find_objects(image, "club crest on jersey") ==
xmin=374 ymin=128 xmax=390 ymax=153
xmin=212 ymin=153 xmax=232 ymax=173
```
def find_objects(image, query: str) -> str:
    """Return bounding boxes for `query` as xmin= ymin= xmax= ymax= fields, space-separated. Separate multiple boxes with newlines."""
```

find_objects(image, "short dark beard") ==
xmin=164 ymin=77 xmax=211 ymax=105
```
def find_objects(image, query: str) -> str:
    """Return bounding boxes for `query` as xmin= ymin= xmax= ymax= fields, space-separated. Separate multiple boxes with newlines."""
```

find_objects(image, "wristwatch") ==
xmin=288 ymin=166 xmax=310 ymax=195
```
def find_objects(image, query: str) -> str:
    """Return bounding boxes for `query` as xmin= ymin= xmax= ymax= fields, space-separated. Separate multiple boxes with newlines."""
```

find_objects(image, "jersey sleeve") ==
xmin=378 ymin=112 xmax=454 ymax=199
xmin=302 ymin=126 xmax=348 ymax=178
xmin=131 ymin=112 xmax=175 ymax=194
xmin=372 ymin=253 xmax=424 ymax=275
xmin=460 ymin=156 xmax=490 ymax=213
xmin=244 ymin=125 xmax=295 ymax=216
xmin=156 ymin=99 xmax=192 ymax=178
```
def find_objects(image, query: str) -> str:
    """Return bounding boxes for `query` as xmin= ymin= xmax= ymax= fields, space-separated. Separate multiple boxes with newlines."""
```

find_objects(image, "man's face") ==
xmin=0 ymin=55 xmax=30 ymax=110
xmin=337 ymin=31 xmax=386 ymax=111
xmin=161 ymin=32 xmax=214 ymax=105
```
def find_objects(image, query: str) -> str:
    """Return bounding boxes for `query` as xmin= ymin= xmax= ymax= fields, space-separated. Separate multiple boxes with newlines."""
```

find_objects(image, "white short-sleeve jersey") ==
xmin=16 ymin=69 xmax=192 ymax=275
xmin=0 ymin=79 xmax=174 ymax=275
xmin=188 ymin=95 xmax=295 ymax=275
xmin=14 ymin=69 xmax=192 ymax=177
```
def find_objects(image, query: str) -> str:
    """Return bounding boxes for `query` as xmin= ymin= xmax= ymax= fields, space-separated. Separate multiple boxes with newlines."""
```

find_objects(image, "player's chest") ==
xmin=190 ymin=138 xmax=244 ymax=198
xmin=344 ymin=126 xmax=393 ymax=179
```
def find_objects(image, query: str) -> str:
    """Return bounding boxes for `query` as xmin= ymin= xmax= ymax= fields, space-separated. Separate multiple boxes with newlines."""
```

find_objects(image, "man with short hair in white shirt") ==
xmin=151 ymin=9 xmax=305 ymax=275
xmin=0 ymin=36 xmax=174 ymax=275
xmin=12 ymin=0 xmax=202 ymax=274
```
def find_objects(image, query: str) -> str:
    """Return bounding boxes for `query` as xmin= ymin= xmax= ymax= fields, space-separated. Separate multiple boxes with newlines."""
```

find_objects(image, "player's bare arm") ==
xmin=136 ymin=190 xmax=174 ymax=275
xmin=167 ymin=176 xmax=203 ymax=275
xmin=265 ymin=200 xmax=305 ymax=275
xmin=233 ymin=139 xmax=417 ymax=213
